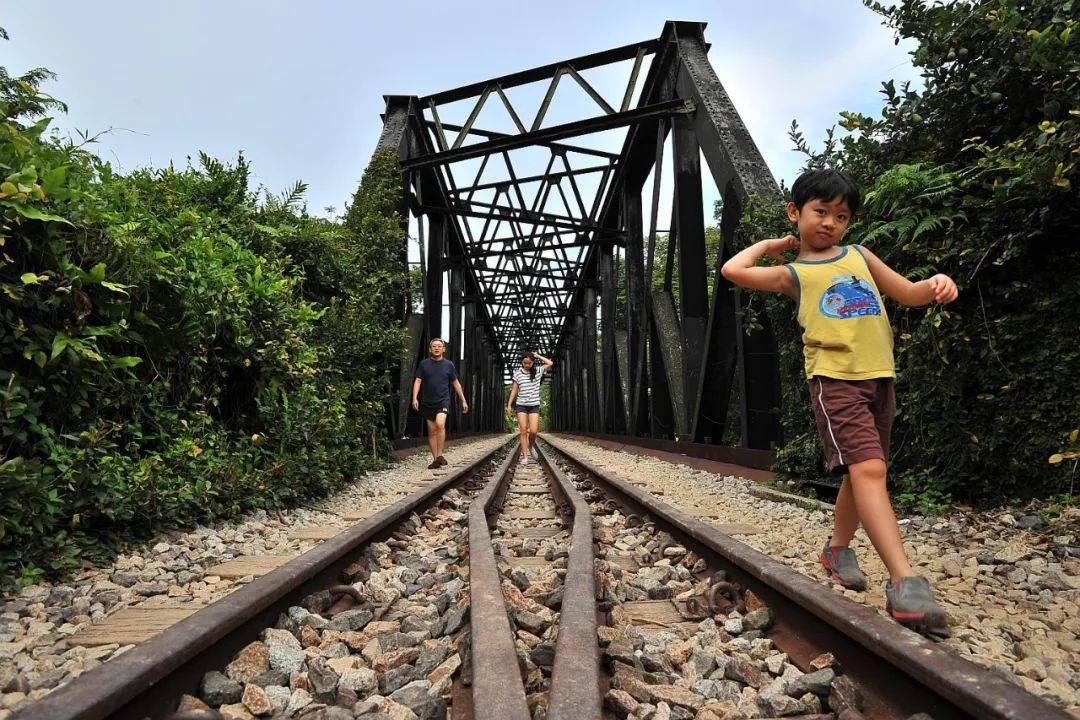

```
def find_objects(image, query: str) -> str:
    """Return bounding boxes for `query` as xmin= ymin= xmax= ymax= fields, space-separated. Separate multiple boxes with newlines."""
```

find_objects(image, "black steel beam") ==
xmin=404 ymin=99 xmax=688 ymax=169
xmin=420 ymin=204 xmax=607 ymax=235
xmin=448 ymin=163 xmax=612 ymax=195
xmin=420 ymin=39 xmax=659 ymax=105
xmin=427 ymin=122 xmax=620 ymax=160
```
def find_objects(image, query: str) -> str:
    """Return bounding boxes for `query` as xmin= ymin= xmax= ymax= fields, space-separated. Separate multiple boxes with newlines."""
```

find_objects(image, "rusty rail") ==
xmin=17 ymin=438 xmax=513 ymax=720
xmin=539 ymin=436 xmax=1071 ymax=720
xmin=467 ymin=447 xmax=532 ymax=720
xmin=534 ymin=442 xmax=602 ymax=720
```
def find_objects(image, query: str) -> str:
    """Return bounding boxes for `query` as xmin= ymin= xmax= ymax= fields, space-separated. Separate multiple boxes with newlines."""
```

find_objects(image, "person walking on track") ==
xmin=412 ymin=338 xmax=469 ymax=470
xmin=506 ymin=351 xmax=553 ymax=464
xmin=721 ymin=168 xmax=958 ymax=628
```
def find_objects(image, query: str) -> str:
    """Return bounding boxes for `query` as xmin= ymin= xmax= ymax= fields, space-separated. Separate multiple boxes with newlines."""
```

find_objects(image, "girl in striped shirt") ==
xmin=506 ymin=351 xmax=553 ymax=464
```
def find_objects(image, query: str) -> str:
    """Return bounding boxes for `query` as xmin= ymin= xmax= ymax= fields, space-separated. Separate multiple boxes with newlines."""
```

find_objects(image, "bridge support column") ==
xmin=599 ymin=244 xmax=626 ymax=434
xmin=672 ymin=114 xmax=708 ymax=441
xmin=622 ymin=188 xmax=650 ymax=436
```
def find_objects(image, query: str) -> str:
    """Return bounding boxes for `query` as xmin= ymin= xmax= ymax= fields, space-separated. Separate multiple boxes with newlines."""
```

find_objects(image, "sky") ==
xmin=3 ymin=1 xmax=923 ymax=220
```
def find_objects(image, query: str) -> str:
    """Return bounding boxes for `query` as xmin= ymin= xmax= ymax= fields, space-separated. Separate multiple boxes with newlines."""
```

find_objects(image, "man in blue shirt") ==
xmin=411 ymin=338 xmax=469 ymax=469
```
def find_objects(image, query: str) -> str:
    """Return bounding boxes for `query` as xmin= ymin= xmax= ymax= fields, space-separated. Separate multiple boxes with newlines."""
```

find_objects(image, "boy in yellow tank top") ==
xmin=721 ymin=169 xmax=958 ymax=628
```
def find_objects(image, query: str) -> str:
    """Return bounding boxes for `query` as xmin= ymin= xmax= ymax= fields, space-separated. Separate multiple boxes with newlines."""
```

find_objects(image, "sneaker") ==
xmin=885 ymin=576 xmax=948 ymax=628
xmin=518 ymin=457 xmax=528 ymax=466
xmin=819 ymin=543 xmax=868 ymax=591
xmin=427 ymin=459 xmax=440 ymax=470
xmin=436 ymin=456 xmax=448 ymax=467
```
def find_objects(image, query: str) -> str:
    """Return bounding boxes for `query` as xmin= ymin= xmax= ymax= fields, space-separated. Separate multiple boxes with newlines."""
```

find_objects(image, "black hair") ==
xmin=790 ymin=168 xmax=861 ymax=217
xmin=520 ymin=351 xmax=536 ymax=381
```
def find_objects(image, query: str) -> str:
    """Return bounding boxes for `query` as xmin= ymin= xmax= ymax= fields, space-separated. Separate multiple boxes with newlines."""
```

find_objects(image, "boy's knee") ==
xmin=849 ymin=458 xmax=887 ymax=481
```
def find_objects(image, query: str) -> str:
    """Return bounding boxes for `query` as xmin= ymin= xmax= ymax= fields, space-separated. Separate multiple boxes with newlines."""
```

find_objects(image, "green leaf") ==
xmin=41 ymin=166 xmax=69 ymax=195
xmin=33 ymin=351 xmax=46 ymax=368
xmin=50 ymin=334 xmax=69 ymax=360
xmin=110 ymin=356 xmax=142 ymax=369
xmin=85 ymin=263 xmax=106 ymax=284
xmin=100 ymin=281 xmax=129 ymax=295
xmin=5 ymin=166 xmax=37 ymax=187
xmin=20 ymin=272 xmax=41 ymax=285
xmin=10 ymin=204 xmax=73 ymax=225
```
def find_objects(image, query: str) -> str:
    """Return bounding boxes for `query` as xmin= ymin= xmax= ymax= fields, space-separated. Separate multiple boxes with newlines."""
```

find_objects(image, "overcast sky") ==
xmin=4 ymin=1 xmax=920 ymax=219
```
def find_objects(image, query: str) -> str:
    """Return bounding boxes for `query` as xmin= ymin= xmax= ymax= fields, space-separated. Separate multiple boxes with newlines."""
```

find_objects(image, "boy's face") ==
xmin=429 ymin=340 xmax=445 ymax=359
xmin=787 ymin=196 xmax=852 ymax=251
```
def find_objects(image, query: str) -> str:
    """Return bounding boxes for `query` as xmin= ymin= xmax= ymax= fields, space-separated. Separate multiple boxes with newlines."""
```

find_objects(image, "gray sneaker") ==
xmin=819 ymin=543 xmax=868 ymax=591
xmin=885 ymin=576 xmax=947 ymax=628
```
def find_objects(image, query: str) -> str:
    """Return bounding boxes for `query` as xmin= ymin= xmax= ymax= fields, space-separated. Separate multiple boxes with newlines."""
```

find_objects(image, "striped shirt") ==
xmin=512 ymin=364 xmax=546 ymax=405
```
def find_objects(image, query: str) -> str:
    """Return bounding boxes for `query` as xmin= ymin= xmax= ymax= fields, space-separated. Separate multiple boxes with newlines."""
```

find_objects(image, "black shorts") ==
xmin=420 ymin=402 xmax=450 ymax=422
xmin=514 ymin=404 xmax=540 ymax=415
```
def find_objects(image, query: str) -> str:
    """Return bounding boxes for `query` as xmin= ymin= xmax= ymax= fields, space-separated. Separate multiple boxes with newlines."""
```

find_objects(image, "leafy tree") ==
xmin=740 ymin=0 xmax=1078 ymax=505
xmin=0 ymin=41 xmax=407 ymax=585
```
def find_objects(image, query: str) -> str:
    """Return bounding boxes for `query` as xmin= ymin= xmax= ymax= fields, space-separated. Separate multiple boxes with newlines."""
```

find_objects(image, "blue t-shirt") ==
xmin=414 ymin=358 xmax=458 ymax=404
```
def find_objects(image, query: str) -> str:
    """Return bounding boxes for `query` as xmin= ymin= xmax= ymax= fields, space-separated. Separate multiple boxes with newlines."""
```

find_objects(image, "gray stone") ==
xmin=530 ymin=643 xmax=556 ymax=668
xmin=742 ymin=607 xmax=773 ymax=631
xmin=285 ymin=688 xmax=313 ymax=715
xmin=337 ymin=667 xmax=377 ymax=694
xmin=785 ymin=668 xmax=834 ymax=697
xmin=308 ymin=708 xmax=354 ymax=720
xmin=390 ymin=680 xmax=445 ymax=719
xmin=111 ymin=571 xmax=139 ymax=587
xmin=267 ymin=645 xmax=306 ymax=675
xmin=132 ymin=581 xmax=168 ymax=596
xmin=0 ymin=643 xmax=25 ymax=661
xmin=263 ymin=684 xmax=291 ymax=712
xmin=261 ymin=628 xmax=301 ymax=649
xmin=327 ymin=609 xmax=373 ymax=632
xmin=307 ymin=663 xmax=340 ymax=703
xmin=199 ymin=670 xmax=242 ymax=706
xmin=27 ymin=668 xmax=67 ymax=690
xmin=400 ymin=616 xmax=429 ymax=634
xmin=440 ymin=606 xmax=467 ymax=636
xmin=378 ymin=664 xmax=417 ymax=695
xmin=0 ymin=667 xmax=29 ymax=694
xmin=250 ymin=669 xmax=289 ymax=688
xmin=758 ymin=690 xmax=804 ymax=716
xmin=415 ymin=643 xmax=451 ymax=677
xmin=514 ymin=610 xmax=548 ymax=635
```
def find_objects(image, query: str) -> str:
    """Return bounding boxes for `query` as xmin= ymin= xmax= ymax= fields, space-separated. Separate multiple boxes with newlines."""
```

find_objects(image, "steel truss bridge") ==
xmin=371 ymin=20 xmax=782 ymax=450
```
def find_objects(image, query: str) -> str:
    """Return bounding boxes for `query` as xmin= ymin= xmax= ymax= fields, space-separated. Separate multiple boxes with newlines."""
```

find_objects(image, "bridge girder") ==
xmin=366 ymin=20 xmax=782 ymax=450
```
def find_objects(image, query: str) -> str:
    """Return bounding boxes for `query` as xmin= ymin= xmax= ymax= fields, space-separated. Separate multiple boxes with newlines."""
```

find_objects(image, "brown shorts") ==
xmin=808 ymin=376 xmax=895 ymax=475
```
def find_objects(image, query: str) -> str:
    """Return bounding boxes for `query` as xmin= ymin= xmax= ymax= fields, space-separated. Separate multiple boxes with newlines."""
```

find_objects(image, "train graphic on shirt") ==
xmin=818 ymin=274 xmax=882 ymax=319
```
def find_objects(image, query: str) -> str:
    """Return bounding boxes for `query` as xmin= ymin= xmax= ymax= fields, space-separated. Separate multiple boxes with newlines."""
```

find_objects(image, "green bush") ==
xmin=740 ymin=0 xmax=1078 ymax=505
xmin=0 ymin=54 xmax=407 ymax=585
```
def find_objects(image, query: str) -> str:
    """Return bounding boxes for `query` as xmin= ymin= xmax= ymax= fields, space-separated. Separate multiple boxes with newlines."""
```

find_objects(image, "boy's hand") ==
xmin=462 ymin=402 xmax=469 ymax=414
xmin=927 ymin=274 xmax=959 ymax=304
xmin=412 ymin=399 xmax=419 ymax=411
xmin=764 ymin=235 xmax=800 ymax=261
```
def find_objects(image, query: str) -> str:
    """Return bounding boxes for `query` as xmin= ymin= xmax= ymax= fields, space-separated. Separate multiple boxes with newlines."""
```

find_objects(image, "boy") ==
xmin=412 ymin=338 xmax=469 ymax=470
xmin=721 ymin=168 xmax=958 ymax=627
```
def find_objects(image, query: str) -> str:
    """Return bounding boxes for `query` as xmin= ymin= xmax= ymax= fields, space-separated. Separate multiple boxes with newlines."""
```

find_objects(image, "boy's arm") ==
xmin=452 ymin=379 xmax=469 ymax=413
xmin=720 ymin=236 xmax=799 ymax=298
xmin=858 ymin=246 xmax=958 ymax=306
xmin=411 ymin=377 xmax=421 ymax=410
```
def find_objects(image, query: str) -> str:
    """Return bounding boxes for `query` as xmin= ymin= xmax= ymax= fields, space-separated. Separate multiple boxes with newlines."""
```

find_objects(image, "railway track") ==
xmin=15 ymin=435 xmax=1068 ymax=720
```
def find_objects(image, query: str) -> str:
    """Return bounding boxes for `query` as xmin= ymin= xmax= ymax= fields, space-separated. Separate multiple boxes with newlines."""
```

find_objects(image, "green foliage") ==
xmin=746 ymin=0 xmax=1079 ymax=505
xmin=0 ymin=61 xmax=407 ymax=585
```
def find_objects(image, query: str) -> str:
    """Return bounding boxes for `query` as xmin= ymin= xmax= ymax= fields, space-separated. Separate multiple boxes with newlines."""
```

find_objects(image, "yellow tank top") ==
xmin=786 ymin=245 xmax=895 ymax=380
